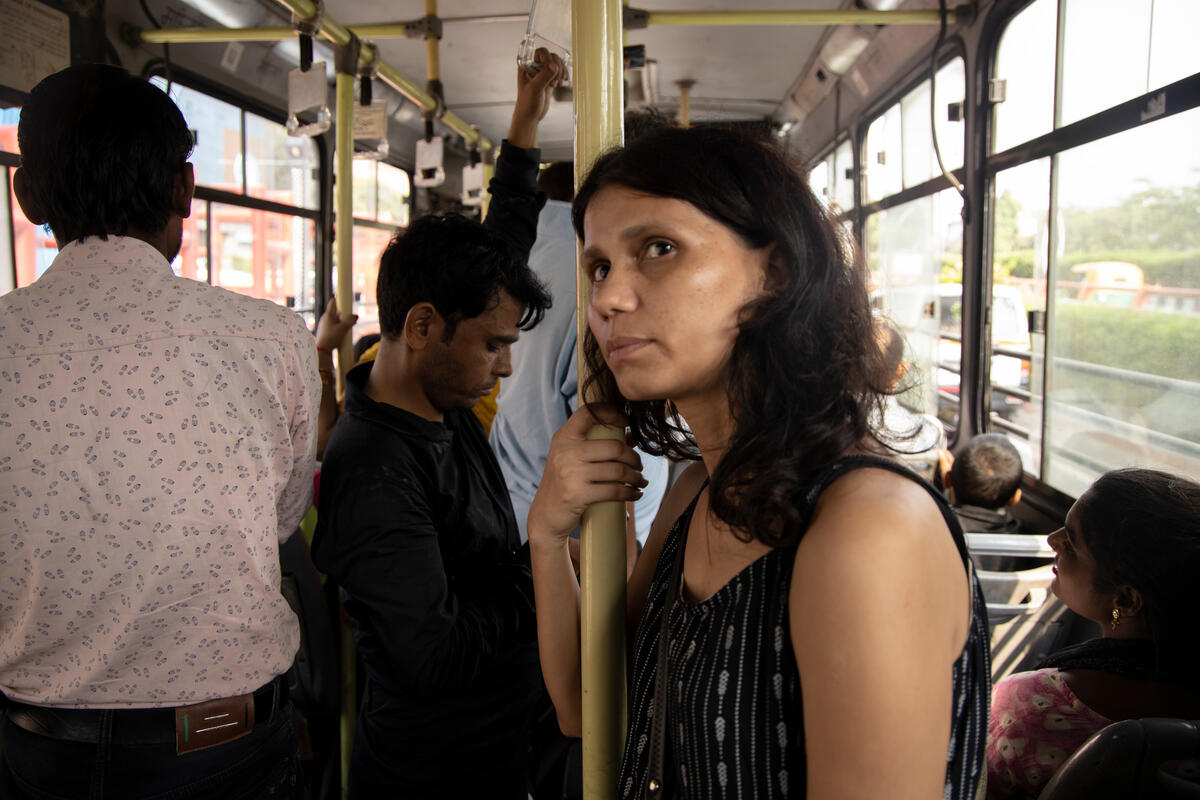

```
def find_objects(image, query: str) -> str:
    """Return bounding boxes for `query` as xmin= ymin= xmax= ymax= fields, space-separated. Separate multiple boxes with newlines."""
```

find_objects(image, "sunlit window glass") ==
xmin=808 ymin=156 xmax=832 ymax=208
xmin=153 ymin=78 xmax=243 ymax=192
xmin=834 ymin=139 xmax=855 ymax=212
xmin=0 ymin=167 xmax=13 ymax=295
xmin=339 ymin=225 xmax=394 ymax=343
xmin=210 ymin=203 xmax=317 ymax=324
xmin=245 ymin=113 xmax=318 ymax=210
xmin=865 ymin=187 xmax=964 ymax=431
xmin=377 ymin=163 xmax=411 ymax=225
xmin=933 ymin=58 xmax=965 ymax=172
xmin=0 ymin=109 xmax=15 ymax=294
xmin=352 ymin=160 xmax=377 ymax=219
xmin=174 ymin=197 xmax=209 ymax=283
xmin=991 ymin=159 xmax=1051 ymax=477
xmin=992 ymin=0 xmax=1056 ymax=153
xmin=9 ymin=167 xmax=56 ymax=288
xmin=865 ymin=105 xmax=902 ymax=203
xmin=1061 ymin=0 xmax=1200 ymax=128
xmin=1044 ymin=108 xmax=1200 ymax=495
xmin=1148 ymin=0 xmax=1200 ymax=91
xmin=901 ymin=80 xmax=934 ymax=189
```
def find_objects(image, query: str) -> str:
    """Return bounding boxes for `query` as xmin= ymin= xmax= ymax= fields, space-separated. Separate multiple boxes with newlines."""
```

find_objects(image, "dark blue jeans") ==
xmin=0 ymin=702 xmax=303 ymax=800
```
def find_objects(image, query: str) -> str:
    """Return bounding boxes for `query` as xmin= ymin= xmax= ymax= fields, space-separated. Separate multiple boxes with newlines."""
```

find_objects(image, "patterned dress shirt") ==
xmin=0 ymin=236 xmax=318 ymax=708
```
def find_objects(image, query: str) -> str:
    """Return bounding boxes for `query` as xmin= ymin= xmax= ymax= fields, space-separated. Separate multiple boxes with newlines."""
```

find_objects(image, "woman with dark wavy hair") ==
xmin=988 ymin=468 xmax=1200 ymax=799
xmin=527 ymin=125 xmax=990 ymax=799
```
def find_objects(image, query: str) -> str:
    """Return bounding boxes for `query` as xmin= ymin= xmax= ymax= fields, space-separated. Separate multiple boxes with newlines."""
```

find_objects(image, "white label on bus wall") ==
xmin=1140 ymin=92 xmax=1166 ymax=123
xmin=0 ymin=0 xmax=69 ymax=94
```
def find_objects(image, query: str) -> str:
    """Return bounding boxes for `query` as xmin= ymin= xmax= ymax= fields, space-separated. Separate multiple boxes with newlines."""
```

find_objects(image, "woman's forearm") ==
xmin=530 ymin=536 xmax=584 ymax=736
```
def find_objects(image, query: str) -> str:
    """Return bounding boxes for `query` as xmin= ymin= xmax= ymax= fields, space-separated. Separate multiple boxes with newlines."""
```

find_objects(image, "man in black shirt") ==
xmin=311 ymin=52 xmax=562 ymax=798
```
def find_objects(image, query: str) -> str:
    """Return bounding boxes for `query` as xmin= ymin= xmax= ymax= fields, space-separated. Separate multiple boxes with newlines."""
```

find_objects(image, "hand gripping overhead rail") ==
xmin=137 ymin=0 xmax=493 ymax=153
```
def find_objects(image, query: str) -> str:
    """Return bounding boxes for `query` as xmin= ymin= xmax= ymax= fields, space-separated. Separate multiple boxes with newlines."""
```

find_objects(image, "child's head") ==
xmin=948 ymin=434 xmax=1023 ymax=510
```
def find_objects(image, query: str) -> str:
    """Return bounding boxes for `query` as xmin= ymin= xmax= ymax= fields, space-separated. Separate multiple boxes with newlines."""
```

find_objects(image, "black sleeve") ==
xmin=312 ymin=471 xmax=535 ymax=691
xmin=483 ymin=140 xmax=546 ymax=263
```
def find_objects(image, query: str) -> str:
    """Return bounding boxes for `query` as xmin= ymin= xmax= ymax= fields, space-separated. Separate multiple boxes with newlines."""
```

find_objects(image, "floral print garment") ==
xmin=988 ymin=668 xmax=1200 ymax=798
xmin=987 ymin=669 xmax=1109 ymax=799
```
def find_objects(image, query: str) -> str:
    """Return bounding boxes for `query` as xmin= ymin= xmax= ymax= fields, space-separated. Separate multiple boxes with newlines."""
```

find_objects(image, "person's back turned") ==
xmin=0 ymin=64 xmax=317 ymax=799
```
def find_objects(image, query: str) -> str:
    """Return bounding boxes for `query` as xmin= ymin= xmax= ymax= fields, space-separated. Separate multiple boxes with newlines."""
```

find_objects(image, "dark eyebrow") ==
xmin=581 ymin=222 xmax=668 ymax=261
xmin=490 ymin=334 xmax=519 ymax=346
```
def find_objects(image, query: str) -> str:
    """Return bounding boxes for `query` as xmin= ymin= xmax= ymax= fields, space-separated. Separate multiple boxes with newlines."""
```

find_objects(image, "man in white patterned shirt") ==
xmin=0 ymin=64 xmax=317 ymax=798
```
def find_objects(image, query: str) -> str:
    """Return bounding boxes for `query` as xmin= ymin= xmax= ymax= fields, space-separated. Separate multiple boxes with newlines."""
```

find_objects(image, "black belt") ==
xmin=4 ymin=676 xmax=288 ymax=748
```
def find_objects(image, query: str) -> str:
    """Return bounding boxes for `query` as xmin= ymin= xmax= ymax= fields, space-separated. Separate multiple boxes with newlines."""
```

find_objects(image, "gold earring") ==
xmin=1110 ymin=608 xmax=1121 ymax=631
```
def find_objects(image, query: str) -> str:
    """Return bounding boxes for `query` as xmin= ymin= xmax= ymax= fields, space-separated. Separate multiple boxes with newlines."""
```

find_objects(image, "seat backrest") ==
xmin=1037 ymin=718 xmax=1200 ymax=800
xmin=279 ymin=530 xmax=340 ymax=716
xmin=966 ymin=532 xmax=1055 ymax=626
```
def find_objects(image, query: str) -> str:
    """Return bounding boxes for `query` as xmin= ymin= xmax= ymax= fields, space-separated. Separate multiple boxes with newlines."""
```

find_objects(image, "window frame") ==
xmin=855 ymin=40 xmax=971 ymax=442
xmin=977 ymin=0 xmax=1200 ymax=509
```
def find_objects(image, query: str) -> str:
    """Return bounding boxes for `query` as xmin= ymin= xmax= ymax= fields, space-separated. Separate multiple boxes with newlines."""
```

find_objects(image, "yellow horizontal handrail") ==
xmin=643 ymin=9 xmax=950 ymax=25
xmin=139 ymin=3 xmax=492 ymax=151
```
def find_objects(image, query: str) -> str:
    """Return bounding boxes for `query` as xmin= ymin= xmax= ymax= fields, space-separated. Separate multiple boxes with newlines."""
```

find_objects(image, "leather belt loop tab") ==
xmin=175 ymin=693 xmax=254 ymax=755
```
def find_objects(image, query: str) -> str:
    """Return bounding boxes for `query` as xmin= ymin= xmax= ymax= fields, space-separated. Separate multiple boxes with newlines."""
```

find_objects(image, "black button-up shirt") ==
xmin=311 ymin=141 xmax=547 ymax=796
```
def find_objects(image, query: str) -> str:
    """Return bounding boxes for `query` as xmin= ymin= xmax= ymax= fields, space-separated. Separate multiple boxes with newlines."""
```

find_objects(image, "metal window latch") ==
xmin=988 ymin=78 xmax=1007 ymax=104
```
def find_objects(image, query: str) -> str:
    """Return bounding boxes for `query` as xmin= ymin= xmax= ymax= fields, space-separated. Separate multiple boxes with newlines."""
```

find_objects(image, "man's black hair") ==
xmin=537 ymin=162 xmax=574 ymax=203
xmin=950 ymin=433 xmax=1024 ymax=509
xmin=376 ymin=213 xmax=550 ymax=340
xmin=17 ymin=64 xmax=194 ymax=244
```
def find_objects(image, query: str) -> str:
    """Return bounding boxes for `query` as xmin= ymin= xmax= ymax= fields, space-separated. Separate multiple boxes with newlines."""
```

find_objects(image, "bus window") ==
xmin=342 ymin=226 xmax=391 ymax=340
xmin=992 ymin=158 xmax=1050 ymax=473
xmin=9 ymin=166 xmax=57 ymax=288
xmin=833 ymin=139 xmax=854 ymax=214
xmin=808 ymin=156 xmax=832 ymax=208
xmin=352 ymin=159 xmax=376 ymax=219
xmin=0 ymin=166 xmax=13 ymax=295
xmin=377 ymin=162 xmax=411 ymax=226
xmin=900 ymin=61 xmax=964 ymax=189
xmin=210 ymin=202 xmax=316 ymax=317
xmin=155 ymin=79 xmax=243 ymax=192
xmin=1043 ymin=110 xmax=1200 ymax=496
xmin=339 ymin=160 xmax=411 ymax=342
xmin=864 ymin=105 xmax=902 ymax=203
xmin=989 ymin=0 xmax=1200 ymax=496
xmin=866 ymin=187 xmax=964 ymax=429
xmin=176 ymin=197 xmax=209 ymax=283
xmin=1060 ymin=0 xmax=1200 ymax=128
xmin=245 ymin=113 xmax=318 ymax=210
xmin=992 ymin=0 xmax=1056 ymax=153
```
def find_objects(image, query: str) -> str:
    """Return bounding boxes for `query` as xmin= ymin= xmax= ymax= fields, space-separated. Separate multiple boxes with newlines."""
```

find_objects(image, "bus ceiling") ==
xmin=121 ymin=0 xmax=976 ymax=165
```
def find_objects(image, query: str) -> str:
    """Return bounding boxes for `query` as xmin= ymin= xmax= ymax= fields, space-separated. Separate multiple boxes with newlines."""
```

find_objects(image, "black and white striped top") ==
xmin=618 ymin=455 xmax=991 ymax=799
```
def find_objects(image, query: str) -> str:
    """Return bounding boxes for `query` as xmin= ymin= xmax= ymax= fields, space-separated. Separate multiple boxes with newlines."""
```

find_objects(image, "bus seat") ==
xmin=279 ymin=530 xmax=342 ymax=799
xmin=1037 ymin=718 xmax=1200 ymax=800
xmin=965 ymin=533 xmax=1055 ymax=625
xmin=279 ymin=531 xmax=339 ymax=716
xmin=976 ymin=564 xmax=1054 ymax=624
xmin=965 ymin=532 xmax=1055 ymax=560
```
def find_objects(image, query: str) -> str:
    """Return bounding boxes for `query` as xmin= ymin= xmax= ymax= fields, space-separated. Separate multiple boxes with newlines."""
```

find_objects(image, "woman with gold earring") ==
xmin=986 ymin=468 xmax=1200 ymax=799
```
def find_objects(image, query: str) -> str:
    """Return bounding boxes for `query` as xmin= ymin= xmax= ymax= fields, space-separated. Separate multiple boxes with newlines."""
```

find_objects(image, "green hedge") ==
xmin=993 ymin=250 xmax=1200 ymax=288
xmin=1052 ymin=301 xmax=1200 ymax=381
xmin=1050 ymin=302 xmax=1200 ymax=441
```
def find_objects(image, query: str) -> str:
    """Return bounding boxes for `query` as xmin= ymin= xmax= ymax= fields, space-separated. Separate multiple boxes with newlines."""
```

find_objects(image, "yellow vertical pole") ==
xmin=677 ymin=79 xmax=694 ymax=127
xmin=425 ymin=0 xmax=440 ymax=82
xmin=573 ymin=1 xmax=626 ymax=798
xmin=334 ymin=65 xmax=356 ymax=800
